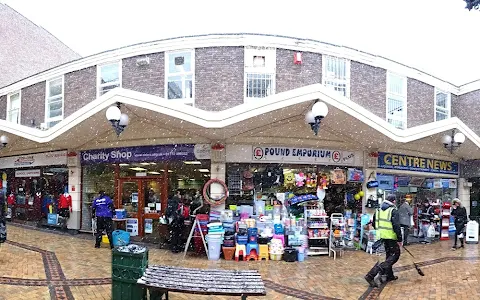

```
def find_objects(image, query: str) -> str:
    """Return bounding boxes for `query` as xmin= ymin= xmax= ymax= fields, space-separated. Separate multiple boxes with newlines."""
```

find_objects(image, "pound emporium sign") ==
xmin=252 ymin=146 xmax=356 ymax=165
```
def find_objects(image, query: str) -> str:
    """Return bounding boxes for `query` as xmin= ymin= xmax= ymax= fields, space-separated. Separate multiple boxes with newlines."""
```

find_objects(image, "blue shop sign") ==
xmin=80 ymin=144 xmax=210 ymax=165
xmin=377 ymin=174 xmax=394 ymax=190
xmin=377 ymin=152 xmax=459 ymax=175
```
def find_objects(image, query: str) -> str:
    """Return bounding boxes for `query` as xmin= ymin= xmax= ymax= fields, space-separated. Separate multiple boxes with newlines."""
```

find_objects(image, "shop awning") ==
xmin=0 ymin=84 xmax=479 ymax=160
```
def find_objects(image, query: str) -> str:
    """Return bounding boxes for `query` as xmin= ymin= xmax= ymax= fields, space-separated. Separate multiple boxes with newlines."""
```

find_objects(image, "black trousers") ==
xmin=366 ymin=239 xmax=401 ymax=279
xmin=169 ymin=221 xmax=184 ymax=252
xmin=95 ymin=217 xmax=113 ymax=248
xmin=454 ymin=224 xmax=465 ymax=247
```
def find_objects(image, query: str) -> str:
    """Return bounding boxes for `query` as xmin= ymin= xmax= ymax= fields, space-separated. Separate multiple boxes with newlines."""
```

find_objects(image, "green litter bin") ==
xmin=112 ymin=246 xmax=149 ymax=300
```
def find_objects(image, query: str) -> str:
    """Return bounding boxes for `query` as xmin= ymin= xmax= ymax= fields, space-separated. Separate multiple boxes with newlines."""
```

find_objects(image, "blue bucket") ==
xmin=112 ymin=230 xmax=130 ymax=247
xmin=297 ymin=251 xmax=305 ymax=262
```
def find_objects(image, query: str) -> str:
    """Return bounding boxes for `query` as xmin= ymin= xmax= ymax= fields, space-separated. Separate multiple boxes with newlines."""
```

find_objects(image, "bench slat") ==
xmin=138 ymin=265 xmax=266 ymax=297
xmin=143 ymin=269 xmax=263 ymax=283
xmin=140 ymin=276 xmax=264 ymax=290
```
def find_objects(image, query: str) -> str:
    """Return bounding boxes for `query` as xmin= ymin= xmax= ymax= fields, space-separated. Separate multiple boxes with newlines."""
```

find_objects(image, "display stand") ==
xmin=329 ymin=213 xmax=345 ymax=260
xmin=304 ymin=201 xmax=329 ymax=256
xmin=183 ymin=216 xmax=209 ymax=259
xmin=440 ymin=202 xmax=451 ymax=240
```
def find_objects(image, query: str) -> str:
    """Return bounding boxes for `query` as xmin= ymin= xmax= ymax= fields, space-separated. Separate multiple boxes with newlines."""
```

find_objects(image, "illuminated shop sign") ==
xmin=377 ymin=152 xmax=459 ymax=175
xmin=80 ymin=144 xmax=210 ymax=165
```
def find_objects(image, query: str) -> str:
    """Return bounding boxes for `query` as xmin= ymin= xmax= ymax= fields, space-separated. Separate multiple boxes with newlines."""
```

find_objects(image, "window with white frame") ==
xmin=386 ymin=72 xmax=407 ymax=129
xmin=244 ymin=47 xmax=276 ymax=101
xmin=45 ymin=77 xmax=64 ymax=127
xmin=97 ymin=61 xmax=121 ymax=97
xmin=435 ymin=88 xmax=451 ymax=121
xmin=165 ymin=50 xmax=194 ymax=104
xmin=322 ymin=55 xmax=350 ymax=98
xmin=7 ymin=91 xmax=21 ymax=124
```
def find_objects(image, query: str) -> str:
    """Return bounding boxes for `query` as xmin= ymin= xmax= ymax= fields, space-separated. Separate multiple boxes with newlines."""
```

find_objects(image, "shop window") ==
xmin=45 ymin=76 xmax=64 ymax=128
xmin=165 ymin=50 xmax=194 ymax=105
xmin=386 ymin=72 xmax=407 ymax=129
xmin=2 ymin=166 xmax=68 ymax=222
xmin=322 ymin=55 xmax=350 ymax=98
xmin=244 ymin=47 xmax=276 ymax=102
xmin=226 ymin=164 xmax=361 ymax=216
xmin=81 ymin=164 xmax=115 ymax=230
xmin=97 ymin=61 xmax=122 ymax=97
xmin=7 ymin=91 xmax=21 ymax=124
xmin=435 ymin=88 xmax=451 ymax=121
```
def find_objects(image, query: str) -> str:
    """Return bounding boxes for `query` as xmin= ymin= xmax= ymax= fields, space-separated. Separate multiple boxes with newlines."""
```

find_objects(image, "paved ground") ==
xmin=0 ymin=224 xmax=478 ymax=300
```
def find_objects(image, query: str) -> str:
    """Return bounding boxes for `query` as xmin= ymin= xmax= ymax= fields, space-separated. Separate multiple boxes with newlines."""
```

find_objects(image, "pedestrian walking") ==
xmin=166 ymin=191 xmax=185 ymax=253
xmin=451 ymin=198 xmax=467 ymax=250
xmin=365 ymin=195 xmax=402 ymax=287
xmin=92 ymin=191 xmax=115 ymax=249
xmin=0 ymin=193 xmax=6 ymax=244
xmin=398 ymin=198 xmax=413 ymax=245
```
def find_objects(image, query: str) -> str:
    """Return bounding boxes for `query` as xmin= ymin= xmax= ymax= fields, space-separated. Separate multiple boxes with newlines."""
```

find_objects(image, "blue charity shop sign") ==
xmin=377 ymin=152 xmax=459 ymax=175
xmin=80 ymin=144 xmax=210 ymax=165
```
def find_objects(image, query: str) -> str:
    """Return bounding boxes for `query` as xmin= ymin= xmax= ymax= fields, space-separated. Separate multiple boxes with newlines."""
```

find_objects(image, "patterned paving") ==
xmin=1 ymin=224 xmax=480 ymax=299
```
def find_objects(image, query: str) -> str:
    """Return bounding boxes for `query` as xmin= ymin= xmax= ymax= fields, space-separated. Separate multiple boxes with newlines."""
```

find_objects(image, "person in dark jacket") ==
xmin=365 ymin=195 xmax=403 ymax=287
xmin=92 ymin=191 xmax=115 ymax=249
xmin=165 ymin=191 xmax=184 ymax=253
xmin=0 ymin=193 xmax=6 ymax=244
xmin=451 ymin=198 xmax=468 ymax=250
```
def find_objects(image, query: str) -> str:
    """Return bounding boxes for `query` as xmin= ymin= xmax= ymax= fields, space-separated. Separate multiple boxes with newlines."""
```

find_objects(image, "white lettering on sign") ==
xmin=250 ymin=146 xmax=357 ymax=165
xmin=82 ymin=150 xmax=133 ymax=162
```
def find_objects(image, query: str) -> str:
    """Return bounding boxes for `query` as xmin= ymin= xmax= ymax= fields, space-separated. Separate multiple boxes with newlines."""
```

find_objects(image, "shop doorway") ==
xmin=118 ymin=178 xmax=165 ymax=236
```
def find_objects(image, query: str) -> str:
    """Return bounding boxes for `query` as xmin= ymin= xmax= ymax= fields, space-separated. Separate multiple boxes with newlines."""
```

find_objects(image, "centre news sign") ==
xmin=252 ymin=146 xmax=356 ymax=165
xmin=377 ymin=152 xmax=459 ymax=175
xmin=80 ymin=144 xmax=210 ymax=165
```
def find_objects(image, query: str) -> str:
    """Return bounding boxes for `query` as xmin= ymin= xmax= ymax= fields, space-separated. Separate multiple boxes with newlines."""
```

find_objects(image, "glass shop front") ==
xmin=80 ymin=144 xmax=211 ymax=239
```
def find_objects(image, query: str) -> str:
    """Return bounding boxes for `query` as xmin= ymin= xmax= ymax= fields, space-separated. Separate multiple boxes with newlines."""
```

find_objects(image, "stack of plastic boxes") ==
xmin=194 ymin=214 xmax=209 ymax=255
xmin=223 ymin=220 xmax=236 ymax=247
xmin=206 ymin=221 xmax=225 ymax=260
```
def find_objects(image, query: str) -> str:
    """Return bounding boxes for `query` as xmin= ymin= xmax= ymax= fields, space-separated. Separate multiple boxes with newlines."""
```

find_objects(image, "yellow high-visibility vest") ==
xmin=375 ymin=207 xmax=397 ymax=240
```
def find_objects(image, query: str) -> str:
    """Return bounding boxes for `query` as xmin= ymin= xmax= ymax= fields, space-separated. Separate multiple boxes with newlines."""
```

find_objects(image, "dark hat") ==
xmin=387 ymin=194 xmax=396 ymax=202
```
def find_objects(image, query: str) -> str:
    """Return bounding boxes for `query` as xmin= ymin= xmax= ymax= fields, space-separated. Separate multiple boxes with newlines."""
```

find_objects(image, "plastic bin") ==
xmin=115 ymin=209 xmax=127 ymax=219
xmin=112 ymin=230 xmax=130 ymax=247
xmin=206 ymin=235 xmax=223 ymax=260
xmin=112 ymin=247 xmax=148 ymax=300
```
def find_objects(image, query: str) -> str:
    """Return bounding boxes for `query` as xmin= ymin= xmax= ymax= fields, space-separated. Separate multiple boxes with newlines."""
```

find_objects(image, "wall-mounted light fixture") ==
xmin=442 ymin=130 xmax=465 ymax=154
xmin=105 ymin=102 xmax=129 ymax=137
xmin=305 ymin=101 xmax=329 ymax=136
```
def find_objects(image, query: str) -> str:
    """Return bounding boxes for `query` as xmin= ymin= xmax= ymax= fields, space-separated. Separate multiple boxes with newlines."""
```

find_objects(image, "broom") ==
xmin=402 ymin=246 xmax=425 ymax=276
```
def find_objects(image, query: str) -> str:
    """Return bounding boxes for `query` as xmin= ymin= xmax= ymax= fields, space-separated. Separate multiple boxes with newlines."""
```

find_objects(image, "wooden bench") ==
xmin=137 ymin=265 xmax=266 ymax=300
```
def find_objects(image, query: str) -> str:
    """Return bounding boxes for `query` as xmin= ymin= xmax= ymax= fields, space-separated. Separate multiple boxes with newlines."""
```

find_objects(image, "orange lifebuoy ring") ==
xmin=203 ymin=178 xmax=228 ymax=206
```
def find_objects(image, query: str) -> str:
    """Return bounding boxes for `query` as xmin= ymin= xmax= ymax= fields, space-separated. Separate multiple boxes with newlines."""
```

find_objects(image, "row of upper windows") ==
xmin=4 ymin=48 xmax=451 ymax=129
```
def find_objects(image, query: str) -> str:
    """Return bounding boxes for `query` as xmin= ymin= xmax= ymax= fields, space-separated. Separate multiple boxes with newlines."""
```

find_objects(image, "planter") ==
xmin=222 ymin=246 xmax=236 ymax=260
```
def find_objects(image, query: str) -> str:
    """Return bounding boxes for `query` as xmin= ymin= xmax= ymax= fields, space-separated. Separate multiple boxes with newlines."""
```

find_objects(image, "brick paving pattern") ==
xmin=0 ymin=224 xmax=479 ymax=299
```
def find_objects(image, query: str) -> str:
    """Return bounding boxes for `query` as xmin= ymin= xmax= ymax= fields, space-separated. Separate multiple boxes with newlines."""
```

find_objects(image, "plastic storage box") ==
xmin=115 ymin=209 xmax=127 ymax=219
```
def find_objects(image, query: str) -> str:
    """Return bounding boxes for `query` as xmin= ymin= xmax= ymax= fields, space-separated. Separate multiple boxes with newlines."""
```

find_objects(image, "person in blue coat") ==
xmin=92 ymin=191 xmax=115 ymax=249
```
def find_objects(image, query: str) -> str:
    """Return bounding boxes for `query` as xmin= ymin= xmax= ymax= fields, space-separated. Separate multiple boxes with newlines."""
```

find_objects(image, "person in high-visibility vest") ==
xmin=365 ymin=194 xmax=403 ymax=287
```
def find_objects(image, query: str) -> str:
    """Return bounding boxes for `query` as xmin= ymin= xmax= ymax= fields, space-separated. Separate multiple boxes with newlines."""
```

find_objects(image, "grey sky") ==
xmin=3 ymin=0 xmax=478 ymax=85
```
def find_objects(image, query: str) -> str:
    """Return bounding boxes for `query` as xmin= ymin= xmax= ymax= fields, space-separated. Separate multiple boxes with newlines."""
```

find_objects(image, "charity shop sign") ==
xmin=80 ymin=144 xmax=210 ymax=165
xmin=0 ymin=151 xmax=67 ymax=169
xmin=377 ymin=152 xmax=459 ymax=175
xmin=251 ymin=146 xmax=358 ymax=165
